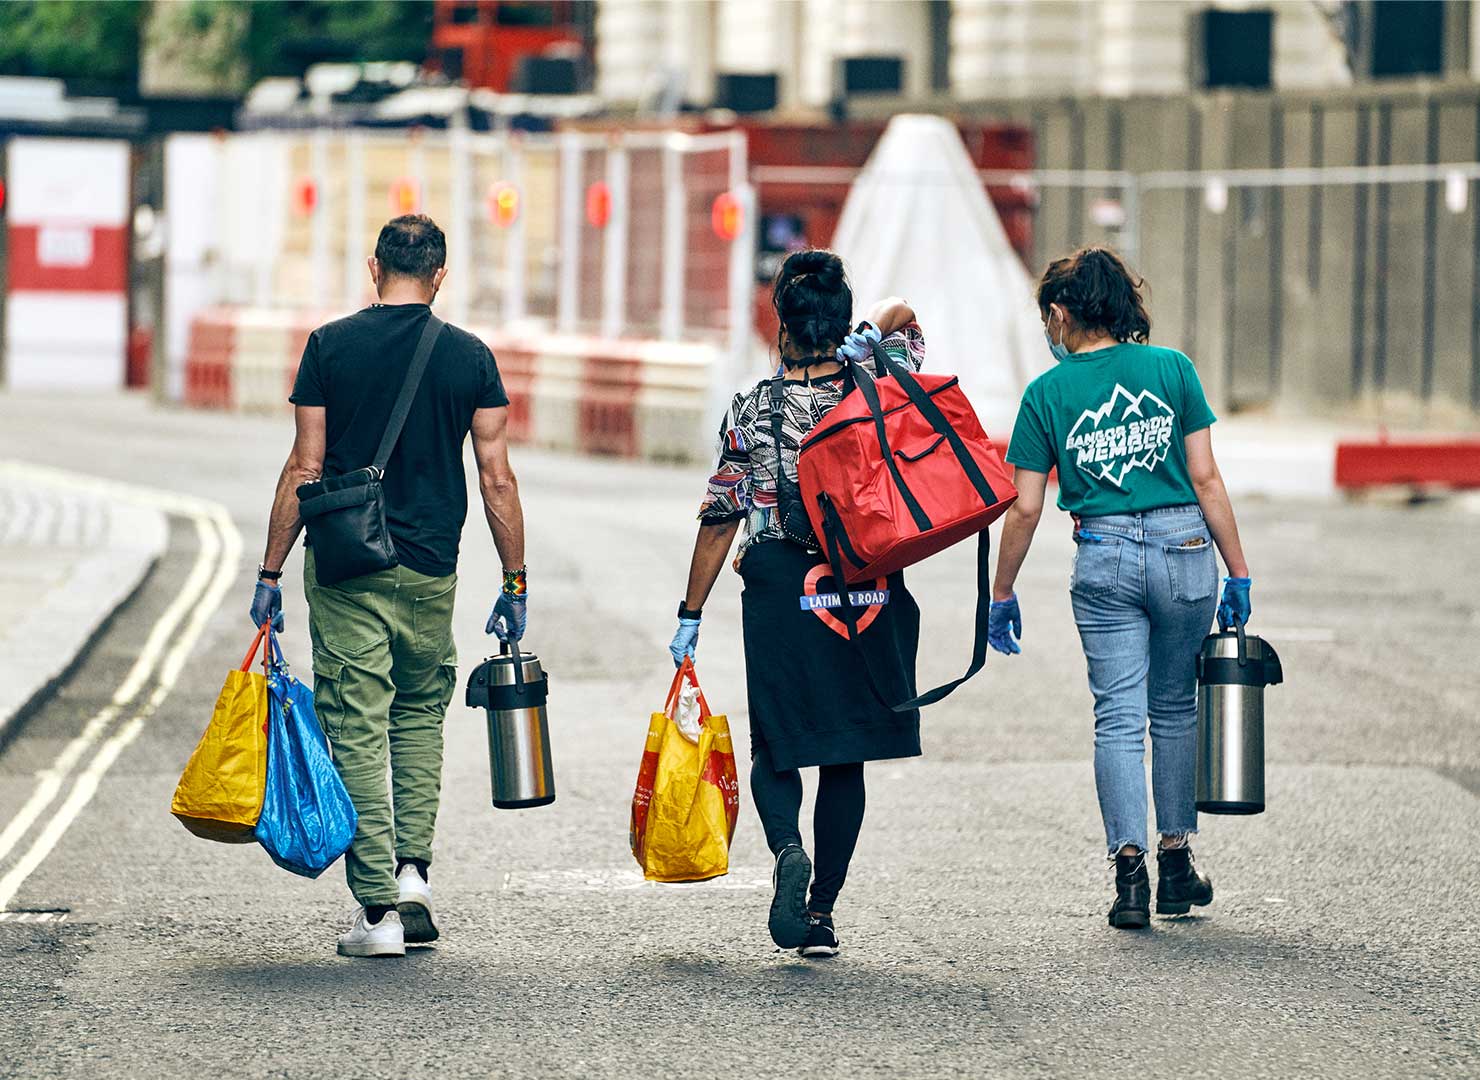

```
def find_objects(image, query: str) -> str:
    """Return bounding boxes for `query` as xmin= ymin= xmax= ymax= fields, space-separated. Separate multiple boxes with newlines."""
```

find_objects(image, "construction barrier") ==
xmin=1334 ymin=438 xmax=1480 ymax=490
xmin=182 ymin=307 xmax=719 ymax=464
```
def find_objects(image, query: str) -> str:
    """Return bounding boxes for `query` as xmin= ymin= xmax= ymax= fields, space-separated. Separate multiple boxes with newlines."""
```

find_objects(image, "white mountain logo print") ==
xmin=1065 ymin=384 xmax=1176 ymax=489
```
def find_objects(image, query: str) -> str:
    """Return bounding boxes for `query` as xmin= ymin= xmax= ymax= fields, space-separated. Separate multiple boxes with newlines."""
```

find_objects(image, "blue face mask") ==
xmin=1044 ymin=311 xmax=1071 ymax=363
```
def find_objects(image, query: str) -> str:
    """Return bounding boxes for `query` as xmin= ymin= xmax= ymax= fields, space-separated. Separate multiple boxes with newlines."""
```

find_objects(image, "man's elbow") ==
xmin=480 ymin=469 xmax=519 ymax=502
xmin=284 ymin=454 xmax=321 ymax=488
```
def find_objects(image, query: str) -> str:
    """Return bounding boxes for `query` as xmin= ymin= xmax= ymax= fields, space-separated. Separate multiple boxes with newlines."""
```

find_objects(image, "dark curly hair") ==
xmin=1037 ymin=247 xmax=1150 ymax=344
xmin=772 ymin=249 xmax=852 ymax=366
xmin=375 ymin=214 xmax=446 ymax=282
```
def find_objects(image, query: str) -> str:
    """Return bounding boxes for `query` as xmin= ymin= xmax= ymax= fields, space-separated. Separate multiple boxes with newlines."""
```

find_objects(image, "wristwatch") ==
xmin=677 ymin=602 xmax=703 ymax=621
xmin=257 ymin=564 xmax=283 ymax=582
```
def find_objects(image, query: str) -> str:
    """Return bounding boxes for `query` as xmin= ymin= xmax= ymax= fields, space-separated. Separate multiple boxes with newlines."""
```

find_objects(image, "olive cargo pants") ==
xmin=305 ymin=550 xmax=458 ymax=907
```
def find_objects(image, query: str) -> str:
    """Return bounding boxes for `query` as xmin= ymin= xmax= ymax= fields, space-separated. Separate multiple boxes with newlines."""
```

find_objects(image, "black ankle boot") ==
xmin=1156 ymin=846 xmax=1214 ymax=915
xmin=1108 ymin=850 xmax=1150 ymax=929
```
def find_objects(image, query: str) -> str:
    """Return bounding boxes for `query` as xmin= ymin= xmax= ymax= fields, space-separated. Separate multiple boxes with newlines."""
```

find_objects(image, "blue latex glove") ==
xmin=988 ymin=594 xmax=1022 ymax=656
xmin=250 ymin=581 xmax=283 ymax=631
xmin=836 ymin=322 xmax=882 ymax=365
xmin=486 ymin=592 xmax=528 ymax=643
xmin=669 ymin=618 xmax=700 ymax=667
xmin=1217 ymin=577 xmax=1252 ymax=631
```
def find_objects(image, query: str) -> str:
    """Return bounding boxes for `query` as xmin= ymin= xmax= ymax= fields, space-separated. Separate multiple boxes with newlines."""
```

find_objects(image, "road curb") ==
xmin=0 ymin=478 xmax=169 ymax=746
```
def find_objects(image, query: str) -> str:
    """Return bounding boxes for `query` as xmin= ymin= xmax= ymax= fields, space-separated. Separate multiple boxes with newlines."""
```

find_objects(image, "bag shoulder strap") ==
xmin=868 ymin=339 xmax=999 ymax=510
xmin=845 ymin=350 xmax=932 ymax=533
xmin=767 ymin=376 xmax=820 ymax=547
xmin=371 ymin=313 xmax=446 ymax=472
xmin=819 ymin=494 xmax=992 ymax=713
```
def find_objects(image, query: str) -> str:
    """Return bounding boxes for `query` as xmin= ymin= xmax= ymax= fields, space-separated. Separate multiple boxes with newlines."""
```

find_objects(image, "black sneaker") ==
xmin=768 ymin=845 xmax=812 ymax=949
xmin=1108 ymin=850 xmax=1151 ymax=930
xmin=1156 ymin=846 xmax=1214 ymax=915
xmin=799 ymin=916 xmax=839 ymax=959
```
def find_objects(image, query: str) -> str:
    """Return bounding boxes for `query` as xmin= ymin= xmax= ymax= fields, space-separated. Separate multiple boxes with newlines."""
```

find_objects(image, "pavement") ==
xmin=0 ymin=390 xmax=1477 ymax=1079
xmin=0 ymin=462 xmax=167 ymax=743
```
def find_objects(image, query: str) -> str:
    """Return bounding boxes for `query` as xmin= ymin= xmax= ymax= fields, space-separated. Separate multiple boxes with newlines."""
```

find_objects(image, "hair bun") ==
xmin=780 ymin=249 xmax=845 ymax=291
xmin=771 ymin=249 xmax=852 ymax=363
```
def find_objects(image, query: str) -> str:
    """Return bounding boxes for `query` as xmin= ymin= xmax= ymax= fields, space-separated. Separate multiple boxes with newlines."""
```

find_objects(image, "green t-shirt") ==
xmin=1005 ymin=342 xmax=1216 ymax=517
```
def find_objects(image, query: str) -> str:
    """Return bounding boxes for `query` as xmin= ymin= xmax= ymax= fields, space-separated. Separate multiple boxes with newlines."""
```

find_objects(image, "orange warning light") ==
xmin=390 ymin=178 xmax=421 ymax=215
xmin=711 ymin=191 xmax=743 ymax=241
xmin=293 ymin=177 xmax=318 ymax=216
xmin=585 ymin=181 xmax=611 ymax=229
xmin=488 ymin=182 xmax=519 ymax=227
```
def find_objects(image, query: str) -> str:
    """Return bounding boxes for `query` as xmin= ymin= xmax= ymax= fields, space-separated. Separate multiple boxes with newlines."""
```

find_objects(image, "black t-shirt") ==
xmin=289 ymin=303 xmax=508 ymax=578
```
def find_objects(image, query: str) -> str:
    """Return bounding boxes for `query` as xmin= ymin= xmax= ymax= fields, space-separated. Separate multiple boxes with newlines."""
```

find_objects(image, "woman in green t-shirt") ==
xmin=989 ymin=247 xmax=1254 ymax=931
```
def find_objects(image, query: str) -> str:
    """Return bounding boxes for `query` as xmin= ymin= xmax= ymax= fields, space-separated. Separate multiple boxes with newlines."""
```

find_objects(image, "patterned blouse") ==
xmin=699 ymin=324 xmax=927 ymax=563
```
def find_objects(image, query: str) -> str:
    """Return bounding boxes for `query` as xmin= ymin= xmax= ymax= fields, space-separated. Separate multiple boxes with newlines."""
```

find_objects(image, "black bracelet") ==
xmin=677 ymin=601 xmax=703 ymax=621
xmin=257 ymin=564 xmax=283 ymax=582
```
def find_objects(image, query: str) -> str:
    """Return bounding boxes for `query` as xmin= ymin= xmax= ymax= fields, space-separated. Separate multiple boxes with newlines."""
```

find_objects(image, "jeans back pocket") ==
xmin=1070 ymin=535 xmax=1123 ymax=598
xmin=1163 ymin=536 xmax=1216 ymax=603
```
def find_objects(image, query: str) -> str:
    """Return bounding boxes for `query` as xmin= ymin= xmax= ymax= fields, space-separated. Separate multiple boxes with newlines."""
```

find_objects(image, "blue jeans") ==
xmin=1069 ymin=505 xmax=1218 ymax=855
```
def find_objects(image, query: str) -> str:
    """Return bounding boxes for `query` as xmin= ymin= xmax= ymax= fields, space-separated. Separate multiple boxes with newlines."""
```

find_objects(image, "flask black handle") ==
xmin=500 ymin=639 xmax=527 ymax=695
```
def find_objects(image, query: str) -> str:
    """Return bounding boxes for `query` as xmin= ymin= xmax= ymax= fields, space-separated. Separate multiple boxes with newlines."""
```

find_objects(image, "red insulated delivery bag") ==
xmin=797 ymin=339 xmax=1017 ymax=709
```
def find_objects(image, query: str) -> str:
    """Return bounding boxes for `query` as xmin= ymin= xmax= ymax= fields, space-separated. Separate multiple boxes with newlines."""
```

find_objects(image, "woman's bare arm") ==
xmin=862 ymin=297 xmax=916 ymax=336
xmin=683 ymin=520 xmax=742 ymax=611
xmin=991 ymin=468 xmax=1049 ymax=601
xmin=1185 ymin=428 xmax=1250 ymax=578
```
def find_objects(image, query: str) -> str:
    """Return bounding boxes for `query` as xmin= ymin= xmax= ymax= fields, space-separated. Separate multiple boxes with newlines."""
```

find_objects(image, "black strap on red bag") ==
xmin=819 ymin=340 xmax=999 ymax=712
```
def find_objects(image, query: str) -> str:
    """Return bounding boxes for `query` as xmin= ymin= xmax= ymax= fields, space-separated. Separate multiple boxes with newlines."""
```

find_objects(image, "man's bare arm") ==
xmin=470 ymin=405 xmax=525 ymax=571
xmin=261 ymin=406 xmax=327 ymax=578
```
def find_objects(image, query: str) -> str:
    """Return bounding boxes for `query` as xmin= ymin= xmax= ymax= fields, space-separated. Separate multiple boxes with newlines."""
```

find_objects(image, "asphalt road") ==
xmin=1 ymin=392 xmax=1477 ymax=1079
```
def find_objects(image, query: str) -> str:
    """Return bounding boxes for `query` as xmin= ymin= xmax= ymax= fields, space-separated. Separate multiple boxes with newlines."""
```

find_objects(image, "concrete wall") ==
xmin=964 ymin=82 xmax=1480 ymax=428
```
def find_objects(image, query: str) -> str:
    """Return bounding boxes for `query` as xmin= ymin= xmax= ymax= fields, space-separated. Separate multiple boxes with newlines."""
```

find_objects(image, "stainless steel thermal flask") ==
xmin=464 ymin=642 xmax=555 ymax=809
xmin=1195 ymin=620 xmax=1283 ymax=815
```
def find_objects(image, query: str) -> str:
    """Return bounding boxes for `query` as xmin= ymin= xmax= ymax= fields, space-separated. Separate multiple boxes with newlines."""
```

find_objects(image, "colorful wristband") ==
xmin=502 ymin=567 xmax=528 ymax=597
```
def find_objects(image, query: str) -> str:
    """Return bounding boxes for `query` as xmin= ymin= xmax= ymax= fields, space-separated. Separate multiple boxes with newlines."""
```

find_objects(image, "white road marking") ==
xmin=0 ymin=911 xmax=68 ymax=923
xmin=500 ymin=868 xmax=770 ymax=893
xmin=0 ymin=515 xmax=215 ymax=867
xmin=0 ymin=463 xmax=241 ymax=911
xmin=0 ymin=718 xmax=145 ymax=908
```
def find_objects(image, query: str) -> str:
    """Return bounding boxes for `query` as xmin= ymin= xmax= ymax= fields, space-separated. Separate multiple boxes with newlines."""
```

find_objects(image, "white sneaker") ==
xmin=396 ymin=865 xmax=439 ymax=944
xmin=337 ymin=908 xmax=405 ymax=958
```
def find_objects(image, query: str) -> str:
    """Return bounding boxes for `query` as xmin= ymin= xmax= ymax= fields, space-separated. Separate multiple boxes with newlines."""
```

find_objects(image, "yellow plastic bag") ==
xmin=171 ymin=625 xmax=271 ymax=843
xmin=630 ymin=658 xmax=740 ymax=883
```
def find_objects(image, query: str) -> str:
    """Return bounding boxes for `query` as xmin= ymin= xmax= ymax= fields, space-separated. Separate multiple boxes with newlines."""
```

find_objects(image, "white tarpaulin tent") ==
xmin=832 ymin=114 xmax=1051 ymax=436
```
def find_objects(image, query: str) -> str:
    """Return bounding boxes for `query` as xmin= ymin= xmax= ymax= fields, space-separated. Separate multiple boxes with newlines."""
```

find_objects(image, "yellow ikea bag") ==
xmin=630 ymin=658 xmax=740 ymax=882
xmin=171 ymin=625 xmax=271 ymax=843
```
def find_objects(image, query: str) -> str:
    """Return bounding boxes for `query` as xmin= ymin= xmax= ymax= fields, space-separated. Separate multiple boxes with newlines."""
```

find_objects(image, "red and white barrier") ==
xmin=3 ymin=138 xmax=130 ymax=390
xmin=182 ymin=307 xmax=720 ymax=463
xmin=1334 ymin=437 xmax=1480 ymax=490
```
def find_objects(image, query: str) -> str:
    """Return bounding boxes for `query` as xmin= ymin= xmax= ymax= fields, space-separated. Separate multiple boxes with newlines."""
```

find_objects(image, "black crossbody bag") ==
xmin=296 ymin=313 xmax=445 ymax=587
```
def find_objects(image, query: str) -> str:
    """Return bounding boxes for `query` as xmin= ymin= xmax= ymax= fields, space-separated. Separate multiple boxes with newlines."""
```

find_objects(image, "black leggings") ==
xmin=749 ymin=740 xmax=866 ymax=915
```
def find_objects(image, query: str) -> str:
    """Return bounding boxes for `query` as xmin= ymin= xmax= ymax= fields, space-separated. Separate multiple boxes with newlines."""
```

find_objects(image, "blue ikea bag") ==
xmin=254 ymin=631 xmax=358 ymax=878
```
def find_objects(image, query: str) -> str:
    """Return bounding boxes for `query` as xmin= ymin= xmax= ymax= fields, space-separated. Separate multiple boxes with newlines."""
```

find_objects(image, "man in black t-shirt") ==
xmin=250 ymin=215 xmax=529 ymax=959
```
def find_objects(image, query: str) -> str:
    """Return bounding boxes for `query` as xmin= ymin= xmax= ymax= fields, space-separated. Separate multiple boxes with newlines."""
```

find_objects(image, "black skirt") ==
xmin=739 ymin=539 xmax=921 ymax=771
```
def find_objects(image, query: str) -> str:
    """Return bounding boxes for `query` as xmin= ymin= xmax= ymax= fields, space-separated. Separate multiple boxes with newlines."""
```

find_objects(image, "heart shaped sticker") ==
xmin=802 ymin=564 xmax=888 ymax=639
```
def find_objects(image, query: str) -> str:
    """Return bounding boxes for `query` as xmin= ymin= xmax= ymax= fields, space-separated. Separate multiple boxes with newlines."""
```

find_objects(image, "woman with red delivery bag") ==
xmin=668 ymin=250 xmax=1014 ymax=959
